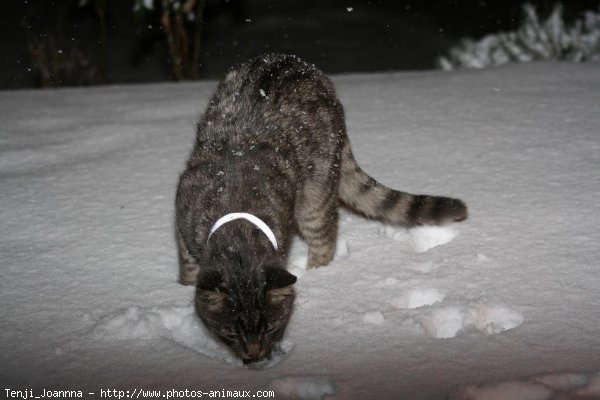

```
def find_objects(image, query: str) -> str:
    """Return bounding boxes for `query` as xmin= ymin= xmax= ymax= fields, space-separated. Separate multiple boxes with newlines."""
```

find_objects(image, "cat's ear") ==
xmin=264 ymin=266 xmax=297 ymax=290
xmin=196 ymin=269 xmax=223 ymax=291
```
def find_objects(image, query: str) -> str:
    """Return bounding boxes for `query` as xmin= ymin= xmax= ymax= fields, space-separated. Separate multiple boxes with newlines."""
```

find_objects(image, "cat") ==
xmin=175 ymin=53 xmax=467 ymax=364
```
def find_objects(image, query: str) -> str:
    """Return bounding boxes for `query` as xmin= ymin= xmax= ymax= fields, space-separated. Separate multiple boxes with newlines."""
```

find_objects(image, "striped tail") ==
xmin=338 ymin=141 xmax=467 ymax=226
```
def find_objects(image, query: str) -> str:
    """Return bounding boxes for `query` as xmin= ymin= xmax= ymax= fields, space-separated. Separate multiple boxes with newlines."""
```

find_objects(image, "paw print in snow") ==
xmin=413 ymin=300 xmax=524 ymax=339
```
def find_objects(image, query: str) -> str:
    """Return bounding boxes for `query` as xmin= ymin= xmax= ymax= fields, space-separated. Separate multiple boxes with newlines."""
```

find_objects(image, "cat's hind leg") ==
xmin=295 ymin=171 xmax=340 ymax=269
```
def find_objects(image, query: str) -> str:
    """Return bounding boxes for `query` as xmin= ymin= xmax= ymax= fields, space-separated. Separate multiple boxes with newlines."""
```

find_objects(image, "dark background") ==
xmin=2 ymin=0 xmax=599 ymax=90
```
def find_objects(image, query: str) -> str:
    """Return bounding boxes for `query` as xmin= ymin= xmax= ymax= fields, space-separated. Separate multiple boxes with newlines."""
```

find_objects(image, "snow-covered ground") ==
xmin=1 ymin=62 xmax=599 ymax=399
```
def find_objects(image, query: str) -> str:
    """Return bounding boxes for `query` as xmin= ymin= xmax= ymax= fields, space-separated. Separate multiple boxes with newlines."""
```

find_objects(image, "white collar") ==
xmin=207 ymin=212 xmax=278 ymax=250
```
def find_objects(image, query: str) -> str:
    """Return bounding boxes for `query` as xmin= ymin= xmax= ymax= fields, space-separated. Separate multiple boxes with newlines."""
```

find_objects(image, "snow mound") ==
xmin=379 ymin=225 xmax=410 ymax=241
xmin=362 ymin=311 xmax=385 ymax=325
xmin=375 ymin=277 xmax=399 ymax=287
xmin=379 ymin=224 xmax=460 ymax=253
xmin=463 ymin=304 xmax=525 ymax=335
xmin=90 ymin=305 xmax=293 ymax=368
xmin=334 ymin=238 xmax=350 ymax=258
xmin=289 ymin=255 xmax=309 ymax=278
xmin=452 ymin=371 xmax=600 ymax=400
xmin=287 ymin=236 xmax=349 ymax=277
xmin=417 ymin=306 xmax=465 ymax=339
xmin=390 ymin=288 xmax=445 ymax=309
xmin=453 ymin=381 xmax=551 ymax=400
xmin=268 ymin=376 xmax=336 ymax=400
xmin=408 ymin=225 xmax=460 ymax=253
xmin=416 ymin=303 xmax=523 ymax=339
xmin=476 ymin=253 xmax=490 ymax=262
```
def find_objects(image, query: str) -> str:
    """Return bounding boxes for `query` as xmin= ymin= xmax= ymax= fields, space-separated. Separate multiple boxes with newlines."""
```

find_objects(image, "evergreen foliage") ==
xmin=438 ymin=3 xmax=600 ymax=70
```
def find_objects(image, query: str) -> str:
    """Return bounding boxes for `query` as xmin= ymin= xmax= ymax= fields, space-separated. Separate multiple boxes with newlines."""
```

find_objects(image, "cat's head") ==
xmin=194 ymin=263 xmax=297 ymax=364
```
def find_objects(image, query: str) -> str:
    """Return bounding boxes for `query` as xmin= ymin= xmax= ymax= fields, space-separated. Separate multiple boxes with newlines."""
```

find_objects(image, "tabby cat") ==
xmin=175 ymin=53 xmax=467 ymax=364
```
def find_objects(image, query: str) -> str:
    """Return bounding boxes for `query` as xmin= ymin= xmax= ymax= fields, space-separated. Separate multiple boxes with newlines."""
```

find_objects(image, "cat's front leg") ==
xmin=176 ymin=228 xmax=200 ymax=285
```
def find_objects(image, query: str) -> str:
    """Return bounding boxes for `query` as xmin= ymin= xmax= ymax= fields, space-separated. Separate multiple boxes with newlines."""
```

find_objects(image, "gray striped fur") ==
xmin=175 ymin=54 xmax=467 ymax=363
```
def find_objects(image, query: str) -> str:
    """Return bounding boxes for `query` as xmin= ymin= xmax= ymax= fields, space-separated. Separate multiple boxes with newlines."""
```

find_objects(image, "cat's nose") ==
xmin=241 ymin=335 xmax=270 ymax=363
xmin=246 ymin=341 xmax=262 ymax=358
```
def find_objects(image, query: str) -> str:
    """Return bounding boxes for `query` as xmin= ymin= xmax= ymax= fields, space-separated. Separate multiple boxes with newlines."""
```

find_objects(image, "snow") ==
xmin=452 ymin=371 xmax=600 ymax=400
xmin=1 ymin=62 xmax=600 ymax=399
xmin=89 ymin=305 xmax=293 ymax=368
xmin=390 ymin=288 xmax=445 ymax=309
xmin=408 ymin=225 xmax=460 ymax=253
xmin=362 ymin=311 xmax=385 ymax=325
xmin=416 ymin=303 xmax=524 ymax=339
xmin=379 ymin=224 xmax=459 ymax=253
xmin=268 ymin=376 xmax=335 ymax=400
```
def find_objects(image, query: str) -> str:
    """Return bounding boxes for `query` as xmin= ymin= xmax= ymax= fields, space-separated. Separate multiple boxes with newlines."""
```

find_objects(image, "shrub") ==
xmin=438 ymin=3 xmax=600 ymax=70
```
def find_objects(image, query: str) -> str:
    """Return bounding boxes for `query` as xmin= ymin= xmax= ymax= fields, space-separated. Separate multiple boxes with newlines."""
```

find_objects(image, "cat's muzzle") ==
xmin=240 ymin=336 xmax=272 ymax=364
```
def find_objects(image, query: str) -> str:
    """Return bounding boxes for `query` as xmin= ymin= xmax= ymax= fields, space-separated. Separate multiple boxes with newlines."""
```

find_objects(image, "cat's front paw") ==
xmin=178 ymin=264 xmax=200 ymax=285
xmin=178 ymin=277 xmax=196 ymax=286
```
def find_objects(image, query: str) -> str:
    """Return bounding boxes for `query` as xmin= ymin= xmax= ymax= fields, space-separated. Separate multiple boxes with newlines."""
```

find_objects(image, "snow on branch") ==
xmin=438 ymin=3 xmax=600 ymax=70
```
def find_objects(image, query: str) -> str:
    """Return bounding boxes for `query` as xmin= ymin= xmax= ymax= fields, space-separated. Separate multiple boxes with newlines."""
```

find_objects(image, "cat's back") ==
xmin=221 ymin=54 xmax=333 ymax=103
xmin=202 ymin=54 xmax=341 ymax=129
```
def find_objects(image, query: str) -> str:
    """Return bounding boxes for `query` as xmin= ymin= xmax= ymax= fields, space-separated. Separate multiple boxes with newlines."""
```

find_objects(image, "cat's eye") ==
xmin=222 ymin=330 xmax=239 ymax=340
xmin=265 ymin=322 xmax=280 ymax=334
